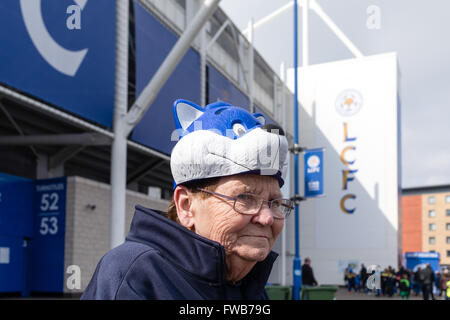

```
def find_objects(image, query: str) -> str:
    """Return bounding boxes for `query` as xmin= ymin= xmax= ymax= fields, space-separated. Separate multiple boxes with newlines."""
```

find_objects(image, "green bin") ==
xmin=265 ymin=285 xmax=292 ymax=300
xmin=300 ymin=285 xmax=338 ymax=300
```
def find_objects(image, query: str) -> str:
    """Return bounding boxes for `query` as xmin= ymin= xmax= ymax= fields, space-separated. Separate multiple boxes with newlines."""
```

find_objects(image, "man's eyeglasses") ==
xmin=196 ymin=188 xmax=294 ymax=220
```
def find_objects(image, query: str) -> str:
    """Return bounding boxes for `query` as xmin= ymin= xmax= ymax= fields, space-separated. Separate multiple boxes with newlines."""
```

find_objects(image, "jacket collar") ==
xmin=126 ymin=205 xmax=277 ymax=289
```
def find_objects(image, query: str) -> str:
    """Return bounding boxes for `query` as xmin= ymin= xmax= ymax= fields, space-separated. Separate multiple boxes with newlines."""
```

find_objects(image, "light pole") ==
xmin=292 ymin=0 xmax=302 ymax=300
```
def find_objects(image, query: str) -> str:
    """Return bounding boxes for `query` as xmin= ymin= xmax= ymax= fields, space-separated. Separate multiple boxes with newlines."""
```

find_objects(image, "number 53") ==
xmin=40 ymin=217 xmax=58 ymax=235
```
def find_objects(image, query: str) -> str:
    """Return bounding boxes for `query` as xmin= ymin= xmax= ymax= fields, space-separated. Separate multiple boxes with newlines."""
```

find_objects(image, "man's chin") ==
xmin=237 ymin=246 xmax=270 ymax=262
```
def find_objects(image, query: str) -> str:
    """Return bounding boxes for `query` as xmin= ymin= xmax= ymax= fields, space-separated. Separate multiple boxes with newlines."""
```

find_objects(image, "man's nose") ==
xmin=261 ymin=124 xmax=285 ymax=136
xmin=252 ymin=204 xmax=275 ymax=226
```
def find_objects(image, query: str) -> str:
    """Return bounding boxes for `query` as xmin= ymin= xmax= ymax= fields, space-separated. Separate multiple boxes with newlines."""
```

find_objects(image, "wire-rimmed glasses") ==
xmin=197 ymin=188 xmax=294 ymax=219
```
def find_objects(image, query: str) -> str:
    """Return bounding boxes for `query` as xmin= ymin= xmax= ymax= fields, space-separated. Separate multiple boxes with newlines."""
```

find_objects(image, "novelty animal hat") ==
xmin=170 ymin=99 xmax=288 ymax=187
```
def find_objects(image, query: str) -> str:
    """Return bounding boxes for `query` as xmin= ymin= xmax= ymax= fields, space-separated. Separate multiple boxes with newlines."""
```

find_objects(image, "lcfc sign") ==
xmin=336 ymin=89 xmax=362 ymax=215
xmin=304 ymin=149 xmax=324 ymax=197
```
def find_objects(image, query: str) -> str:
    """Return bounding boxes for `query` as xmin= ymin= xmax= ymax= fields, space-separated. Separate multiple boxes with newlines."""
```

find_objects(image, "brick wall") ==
xmin=401 ymin=195 xmax=422 ymax=253
xmin=63 ymin=176 xmax=169 ymax=294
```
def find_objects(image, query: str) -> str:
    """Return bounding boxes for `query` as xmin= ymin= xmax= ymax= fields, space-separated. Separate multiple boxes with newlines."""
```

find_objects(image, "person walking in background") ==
xmin=406 ymin=268 xmax=413 ymax=282
xmin=384 ymin=267 xmax=395 ymax=298
xmin=440 ymin=269 xmax=450 ymax=300
xmin=420 ymin=263 xmax=435 ymax=300
xmin=396 ymin=266 xmax=407 ymax=295
xmin=399 ymin=273 xmax=411 ymax=300
xmin=380 ymin=268 xmax=388 ymax=296
xmin=345 ymin=268 xmax=357 ymax=293
xmin=360 ymin=264 xmax=368 ymax=292
xmin=354 ymin=273 xmax=361 ymax=292
xmin=435 ymin=271 xmax=441 ymax=297
xmin=301 ymin=258 xmax=318 ymax=287
xmin=413 ymin=267 xmax=423 ymax=296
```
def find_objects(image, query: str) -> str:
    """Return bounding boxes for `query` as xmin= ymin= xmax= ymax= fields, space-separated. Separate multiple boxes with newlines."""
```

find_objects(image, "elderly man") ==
xmin=81 ymin=99 xmax=292 ymax=299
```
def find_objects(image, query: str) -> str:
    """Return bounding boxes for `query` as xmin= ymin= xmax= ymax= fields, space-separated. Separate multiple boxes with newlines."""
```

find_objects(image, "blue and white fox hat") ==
xmin=170 ymin=99 xmax=289 ymax=188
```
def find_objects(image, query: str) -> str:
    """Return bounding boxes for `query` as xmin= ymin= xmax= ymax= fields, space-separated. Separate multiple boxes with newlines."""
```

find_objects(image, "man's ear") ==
xmin=173 ymin=186 xmax=195 ymax=230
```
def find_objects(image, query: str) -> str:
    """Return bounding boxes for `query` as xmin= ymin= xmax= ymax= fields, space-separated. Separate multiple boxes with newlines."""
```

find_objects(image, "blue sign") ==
xmin=405 ymin=251 xmax=440 ymax=273
xmin=131 ymin=0 xmax=201 ymax=155
xmin=0 ymin=174 xmax=67 ymax=294
xmin=304 ymin=148 xmax=324 ymax=197
xmin=131 ymin=1 xmax=280 ymax=155
xmin=208 ymin=64 xmax=250 ymax=110
xmin=254 ymin=104 xmax=279 ymax=127
xmin=0 ymin=174 xmax=34 ymax=295
xmin=0 ymin=0 xmax=116 ymax=127
xmin=0 ymin=175 xmax=34 ymax=238
xmin=30 ymin=177 xmax=67 ymax=293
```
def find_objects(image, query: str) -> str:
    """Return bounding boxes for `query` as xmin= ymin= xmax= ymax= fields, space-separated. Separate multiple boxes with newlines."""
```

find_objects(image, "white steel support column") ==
xmin=247 ymin=18 xmax=254 ymax=113
xmin=200 ymin=25 xmax=207 ymax=106
xmin=242 ymin=2 xmax=294 ymax=36
xmin=188 ymin=0 xmax=208 ymax=106
xmin=310 ymin=0 xmax=363 ymax=58
xmin=109 ymin=0 xmax=220 ymax=248
xmin=280 ymin=61 xmax=288 ymax=286
xmin=110 ymin=0 xmax=129 ymax=249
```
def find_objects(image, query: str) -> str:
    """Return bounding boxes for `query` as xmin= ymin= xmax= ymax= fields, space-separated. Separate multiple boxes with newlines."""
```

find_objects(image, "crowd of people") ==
xmin=344 ymin=263 xmax=450 ymax=300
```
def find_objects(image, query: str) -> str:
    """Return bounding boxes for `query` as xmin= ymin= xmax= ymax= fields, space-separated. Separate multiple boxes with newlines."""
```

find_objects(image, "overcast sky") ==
xmin=220 ymin=0 xmax=450 ymax=189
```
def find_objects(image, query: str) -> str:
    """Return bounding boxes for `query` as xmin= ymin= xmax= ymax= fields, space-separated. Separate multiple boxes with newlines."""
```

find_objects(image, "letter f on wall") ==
xmin=20 ymin=0 xmax=89 ymax=77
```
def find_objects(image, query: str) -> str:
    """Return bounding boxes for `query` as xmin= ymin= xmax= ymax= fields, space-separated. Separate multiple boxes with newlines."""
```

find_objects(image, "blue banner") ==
xmin=208 ymin=64 xmax=249 ymax=110
xmin=0 ymin=175 xmax=34 ymax=238
xmin=131 ymin=0 xmax=201 ymax=155
xmin=0 ymin=0 xmax=116 ymax=127
xmin=0 ymin=174 xmax=67 ymax=294
xmin=0 ymin=175 xmax=34 ymax=294
xmin=31 ymin=177 xmax=67 ymax=293
xmin=304 ymin=148 xmax=324 ymax=197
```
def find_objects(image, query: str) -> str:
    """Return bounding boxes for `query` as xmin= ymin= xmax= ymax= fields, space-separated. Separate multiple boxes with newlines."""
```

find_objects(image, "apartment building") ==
xmin=402 ymin=185 xmax=450 ymax=267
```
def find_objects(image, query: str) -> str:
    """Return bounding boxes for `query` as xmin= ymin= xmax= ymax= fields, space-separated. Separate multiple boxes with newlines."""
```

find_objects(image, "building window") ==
xmin=447 ymin=223 xmax=450 ymax=231
xmin=428 ymin=196 xmax=435 ymax=204
xmin=447 ymin=209 xmax=450 ymax=217
xmin=428 ymin=210 xmax=436 ymax=218
xmin=429 ymin=223 xmax=436 ymax=231
xmin=429 ymin=237 xmax=435 ymax=245
xmin=446 ymin=195 xmax=450 ymax=203
xmin=448 ymin=250 xmax=450 ymax=258
xmin=447 ymin=237 xmax=450 ymax=244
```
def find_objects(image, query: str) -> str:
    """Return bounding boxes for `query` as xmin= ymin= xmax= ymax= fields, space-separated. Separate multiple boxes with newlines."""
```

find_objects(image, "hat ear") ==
xmin=253 ymin=113 xmax=266 ymax=126
xmin=173 ymin=99 xmax=204 ymax=130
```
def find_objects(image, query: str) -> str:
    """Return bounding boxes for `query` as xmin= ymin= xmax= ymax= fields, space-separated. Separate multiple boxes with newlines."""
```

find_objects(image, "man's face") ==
xmin=190 ymin=174 xmax=284 ymax=263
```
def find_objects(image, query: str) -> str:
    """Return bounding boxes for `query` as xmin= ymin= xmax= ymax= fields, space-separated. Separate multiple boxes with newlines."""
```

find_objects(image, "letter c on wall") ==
xmin=340 ymin=194 xmax=356 ymax=214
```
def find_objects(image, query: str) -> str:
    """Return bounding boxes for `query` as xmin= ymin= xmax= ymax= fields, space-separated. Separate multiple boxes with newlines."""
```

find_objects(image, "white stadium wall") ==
xmin=286 ymin=53 xmax=401 ymax=285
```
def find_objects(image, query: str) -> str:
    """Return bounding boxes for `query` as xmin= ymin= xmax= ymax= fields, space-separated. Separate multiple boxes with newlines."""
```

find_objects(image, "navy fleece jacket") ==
xmin=81 ymin=205 xmax=278 ymax=300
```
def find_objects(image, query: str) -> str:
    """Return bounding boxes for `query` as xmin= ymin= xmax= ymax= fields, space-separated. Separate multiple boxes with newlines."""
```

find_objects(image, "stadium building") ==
xmin=0 ymin=0 xmax=295 ymax=296
xmin=0 ymin=0 xmax=403 ymax=297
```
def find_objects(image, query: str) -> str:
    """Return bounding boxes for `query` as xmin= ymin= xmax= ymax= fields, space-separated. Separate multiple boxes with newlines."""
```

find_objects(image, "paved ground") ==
xmin=334 ymin=286 xmax=447 ymax=300
xmin=1 ymin=287 xmax=447 ymax=300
